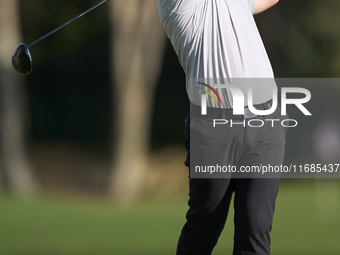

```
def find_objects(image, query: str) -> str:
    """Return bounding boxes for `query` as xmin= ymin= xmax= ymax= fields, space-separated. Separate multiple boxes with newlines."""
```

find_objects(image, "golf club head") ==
xmin=11 ymin=43 xmax=33 ymax=74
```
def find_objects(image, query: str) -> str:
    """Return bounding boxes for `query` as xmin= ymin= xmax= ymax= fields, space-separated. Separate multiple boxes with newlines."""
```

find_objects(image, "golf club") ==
xmin=11 ymin=0 xmax=110 ymax=75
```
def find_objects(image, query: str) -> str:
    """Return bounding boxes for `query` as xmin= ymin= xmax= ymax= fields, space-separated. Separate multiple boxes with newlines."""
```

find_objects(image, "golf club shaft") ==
xmin=27 ymin=0 xmax=110 ymax=48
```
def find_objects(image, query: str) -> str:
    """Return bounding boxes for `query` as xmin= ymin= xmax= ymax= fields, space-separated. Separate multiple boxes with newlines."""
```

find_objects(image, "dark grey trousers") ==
xmin=177 ymin=105 xmax=287 ymax=255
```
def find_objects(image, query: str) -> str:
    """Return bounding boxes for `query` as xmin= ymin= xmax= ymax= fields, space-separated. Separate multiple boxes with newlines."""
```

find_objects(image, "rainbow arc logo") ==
xmin=197 ymin=82 xmax=223 ymax=107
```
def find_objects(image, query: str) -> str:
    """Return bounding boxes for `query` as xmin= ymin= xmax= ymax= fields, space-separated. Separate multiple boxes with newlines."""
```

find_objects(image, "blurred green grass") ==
xmin=1 ymin=180 xmax=339 ymax=255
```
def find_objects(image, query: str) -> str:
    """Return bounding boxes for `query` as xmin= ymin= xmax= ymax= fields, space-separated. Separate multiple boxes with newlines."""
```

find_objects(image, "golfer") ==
xmin=158 ymin=0 xmax=285 ymax=254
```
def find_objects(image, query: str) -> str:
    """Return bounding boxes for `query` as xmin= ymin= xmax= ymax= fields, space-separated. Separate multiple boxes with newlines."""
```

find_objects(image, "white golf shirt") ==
xmin=158 ymin=0 xmax=276 ymax=108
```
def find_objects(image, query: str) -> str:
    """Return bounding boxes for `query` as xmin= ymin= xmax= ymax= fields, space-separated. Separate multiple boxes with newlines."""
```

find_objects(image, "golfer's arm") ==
xmin=254 ymin=0 xmax=279 ymax=14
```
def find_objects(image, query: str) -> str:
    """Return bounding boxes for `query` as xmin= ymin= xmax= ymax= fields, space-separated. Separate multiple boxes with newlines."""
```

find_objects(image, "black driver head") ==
xmin=11 ymin=43 xmax=33 ymax=75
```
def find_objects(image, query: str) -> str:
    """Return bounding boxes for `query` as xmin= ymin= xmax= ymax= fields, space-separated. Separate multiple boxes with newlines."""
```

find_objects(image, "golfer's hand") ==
xmin=254 ymin=0 xmax=279 ymax=14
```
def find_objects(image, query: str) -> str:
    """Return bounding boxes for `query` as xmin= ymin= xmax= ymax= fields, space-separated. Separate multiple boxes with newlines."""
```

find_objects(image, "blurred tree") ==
xmin=0 ymin=0 xmax=37 ymax=195
xmin=109 ymin=0 xmax=167 ymax=200
xmin=256 ymin=0 xmax=340 ymax=77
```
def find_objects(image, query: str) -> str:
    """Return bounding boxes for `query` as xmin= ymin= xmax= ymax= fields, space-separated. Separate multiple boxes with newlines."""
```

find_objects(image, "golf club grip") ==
xmin=27 ymin=0 xmax=110 ymax=48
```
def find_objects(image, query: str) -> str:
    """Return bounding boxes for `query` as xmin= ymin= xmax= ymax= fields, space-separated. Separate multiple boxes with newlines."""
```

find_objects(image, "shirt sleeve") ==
xmin=247 ymin=0 xmax=256 ymax=15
